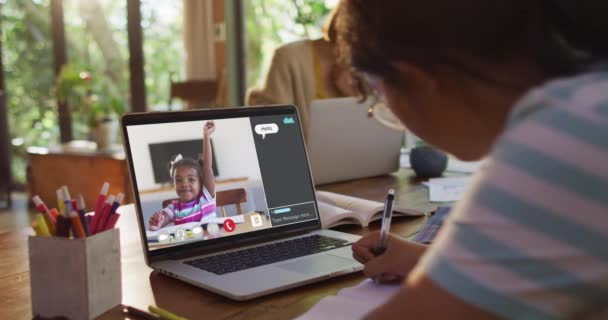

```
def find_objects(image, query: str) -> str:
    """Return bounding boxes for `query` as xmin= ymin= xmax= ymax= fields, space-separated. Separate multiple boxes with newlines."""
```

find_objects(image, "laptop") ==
xmin=121 ymin=105 xmax=362 ymax=301
xmin=307 ymin=97 xmax=404 ymax=185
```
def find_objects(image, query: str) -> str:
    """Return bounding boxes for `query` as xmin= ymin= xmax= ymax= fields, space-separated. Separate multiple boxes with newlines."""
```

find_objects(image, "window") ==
xmin=2 ymin=0 xmax=57 ymax=184
xmin=1 ymin=0 xmax=184 ymax=185
xmin=63 ymin=0 xmax=130 ymax=139
xmin=244 ymin=0 xmax=337 ymax=90
xmin=141 ymin=0 xmax=183 ymax=110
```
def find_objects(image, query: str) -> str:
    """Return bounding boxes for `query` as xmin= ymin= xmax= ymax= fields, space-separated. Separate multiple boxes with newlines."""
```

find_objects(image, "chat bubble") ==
xmin=255 ymin=123 xmax=279 ymax=139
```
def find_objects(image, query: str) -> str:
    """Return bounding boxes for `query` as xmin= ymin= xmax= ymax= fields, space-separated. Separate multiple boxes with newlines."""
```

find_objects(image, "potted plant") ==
xmin=56 ymin=63 xmax=125 ymax=150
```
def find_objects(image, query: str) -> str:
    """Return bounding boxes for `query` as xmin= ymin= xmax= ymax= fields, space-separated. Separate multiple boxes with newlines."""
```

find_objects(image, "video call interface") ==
xmin=126 ymin=113 xmax=318 ymax=251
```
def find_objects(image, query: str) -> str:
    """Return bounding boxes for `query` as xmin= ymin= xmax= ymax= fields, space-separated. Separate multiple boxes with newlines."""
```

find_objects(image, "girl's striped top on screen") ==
xmin=163 ymin=187 xmax=217 ymax=225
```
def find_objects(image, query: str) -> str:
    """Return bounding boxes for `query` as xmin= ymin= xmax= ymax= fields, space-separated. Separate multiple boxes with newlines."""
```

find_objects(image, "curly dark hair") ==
xmin=168 ymin=157 xmax=204 ymax=184
xmin=336 ymin=0 xmax=608 ymax=90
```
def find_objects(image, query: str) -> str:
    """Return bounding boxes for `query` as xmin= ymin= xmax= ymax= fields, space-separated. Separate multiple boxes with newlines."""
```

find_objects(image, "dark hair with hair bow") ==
xmin=167 ymin=154 xmax=204 ymax=184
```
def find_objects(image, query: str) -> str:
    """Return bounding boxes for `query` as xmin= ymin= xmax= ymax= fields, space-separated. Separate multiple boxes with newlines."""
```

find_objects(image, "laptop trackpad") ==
xmin=277 ymin=255 xmax=354 ymax=274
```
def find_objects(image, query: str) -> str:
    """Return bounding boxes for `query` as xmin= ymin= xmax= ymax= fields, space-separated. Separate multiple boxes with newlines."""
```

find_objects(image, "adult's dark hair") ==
xmin=336 ymin=0 xmax=608 ymax=85
xmin=168 ymin=156 xmax=204 ymax=184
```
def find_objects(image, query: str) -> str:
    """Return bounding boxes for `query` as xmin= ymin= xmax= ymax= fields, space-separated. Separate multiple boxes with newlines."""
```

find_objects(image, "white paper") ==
xmin=446 ymin=158 xmax=483 ymax=173
xmin=296 ymin=279 xmax=401 ymax=320
xmin=427 ymin=177 xmax=471 ymax=202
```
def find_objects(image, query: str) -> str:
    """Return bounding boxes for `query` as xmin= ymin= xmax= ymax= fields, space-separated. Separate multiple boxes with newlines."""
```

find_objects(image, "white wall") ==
xmin=127 ymin=117 xmax=262 ymax=191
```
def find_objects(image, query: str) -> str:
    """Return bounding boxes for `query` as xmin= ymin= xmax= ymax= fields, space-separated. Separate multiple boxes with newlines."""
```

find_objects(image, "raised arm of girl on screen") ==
xmin=202 ymin=121 xmax=216 ymax=197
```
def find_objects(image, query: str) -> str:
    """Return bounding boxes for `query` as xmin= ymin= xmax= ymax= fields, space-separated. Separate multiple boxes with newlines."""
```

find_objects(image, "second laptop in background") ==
xmin=307 ymin=97 xmax=403 ymax=185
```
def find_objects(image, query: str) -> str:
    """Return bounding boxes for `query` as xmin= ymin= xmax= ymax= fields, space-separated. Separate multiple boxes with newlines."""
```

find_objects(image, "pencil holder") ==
xmin=29 ymin=228 xmax=122 ymax=320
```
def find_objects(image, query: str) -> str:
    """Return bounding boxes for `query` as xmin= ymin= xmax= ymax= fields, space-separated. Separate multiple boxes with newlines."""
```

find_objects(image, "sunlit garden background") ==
xmin=2 ymin=0 xmax=335 ymax=185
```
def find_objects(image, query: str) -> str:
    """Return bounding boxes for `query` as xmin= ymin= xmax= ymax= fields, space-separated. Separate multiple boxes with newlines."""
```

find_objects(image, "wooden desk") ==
xmin=0 ymin=169 xmax=434 ymax=320
xmin=27 ymin=141 xmax=132 ymax=210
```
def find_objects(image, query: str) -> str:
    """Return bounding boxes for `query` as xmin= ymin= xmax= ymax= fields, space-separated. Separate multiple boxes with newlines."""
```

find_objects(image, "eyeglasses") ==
xmin=366 ymin=91 xmax=406 ymax=131
xmin=360 ymin=73 xmax=406 ymax=132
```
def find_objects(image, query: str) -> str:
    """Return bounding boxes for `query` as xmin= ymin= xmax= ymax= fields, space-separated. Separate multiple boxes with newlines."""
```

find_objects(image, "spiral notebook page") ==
xmin=296 ymin=279 xmax=401 ymax=320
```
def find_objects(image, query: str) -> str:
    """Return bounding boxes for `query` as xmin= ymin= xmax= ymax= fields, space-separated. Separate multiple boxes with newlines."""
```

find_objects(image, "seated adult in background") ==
xmin=246 ymin=6 xmax=357 ymax=136
xmin=338 ymin=0 xmax=608 ymax=319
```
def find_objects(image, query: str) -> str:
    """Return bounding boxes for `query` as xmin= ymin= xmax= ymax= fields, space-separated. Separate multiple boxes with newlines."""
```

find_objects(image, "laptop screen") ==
xmin=122 ymin=106 xmax=320 ymax=256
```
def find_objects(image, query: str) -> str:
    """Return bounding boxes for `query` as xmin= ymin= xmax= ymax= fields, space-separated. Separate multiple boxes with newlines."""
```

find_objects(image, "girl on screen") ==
xmin=148 ymin=121 xmax=217 ymax=230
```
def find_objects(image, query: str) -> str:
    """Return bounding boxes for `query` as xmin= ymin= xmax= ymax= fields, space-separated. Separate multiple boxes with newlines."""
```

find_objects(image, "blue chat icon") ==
xmin=283 ymin=117 xmax=295 ymax=124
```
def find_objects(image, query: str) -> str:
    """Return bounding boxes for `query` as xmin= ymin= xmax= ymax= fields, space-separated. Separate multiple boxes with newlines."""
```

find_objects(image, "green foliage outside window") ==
xmin=244 ymin=0 xmax=335 ymax=89
xmin=55 ymin=62 xmax=125 ymax=127
xmin=2 ymin=0 xmax=183 ymax=184
xmin=2 ymin=0 xmax=330 ymax=185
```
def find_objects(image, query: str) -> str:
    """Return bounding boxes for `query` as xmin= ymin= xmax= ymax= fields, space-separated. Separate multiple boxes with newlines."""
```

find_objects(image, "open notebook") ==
xmin=316 ymin=191 xmax=427 ymax=228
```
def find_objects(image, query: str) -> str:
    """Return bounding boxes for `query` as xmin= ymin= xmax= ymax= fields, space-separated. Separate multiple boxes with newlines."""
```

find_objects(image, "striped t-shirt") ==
xmin=420 ymin=70 xmax=608 ymax=319
xmin=163 ymin=187 xmax=216 ymax=225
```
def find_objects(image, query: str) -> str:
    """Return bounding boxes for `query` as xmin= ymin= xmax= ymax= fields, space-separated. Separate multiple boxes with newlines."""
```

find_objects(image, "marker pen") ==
xmin=55 ymin=215 xmax=71 ymax=238
xmin=31 ymin=213 xmax=51 ymax=237
xmin=110 ymin=193 xmax=124 ymax=215
xmin=61 ymin=186 xmax=83 ymax=238
xmin=32 ymin=195 xmax=56 ymax=235
xmin=103 ymin=213 xmax=121 ymax=231
xmin=101 ymin=193 xmax=124 ymax=231
xmin=76 ymin=194 xmax=90 ymax=236
xmin=49 ymin=208 xmax=60 ymax=221
xmin=56 ymin=189 xmax=65 ymax=216
xmin=70 ymin=211 xmax=87 ymax=238
xmin=90 ymin=182 xmax=110 ymax=233
xmin=94 ymin=182 xmax=110 ymax=215
xmin=93 ymin=195 xmax=115 ymax=235
xmin=61 ymin=186 xmax=73 ymax=216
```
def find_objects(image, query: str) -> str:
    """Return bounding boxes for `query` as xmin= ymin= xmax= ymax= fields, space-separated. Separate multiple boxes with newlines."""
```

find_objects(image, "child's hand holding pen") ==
xmin=351 ymin=189 xmax=428 ymax=284
xmin=352 ymin=232 xmax=428 ymax=284
xmin=149 ymin=211 xmax=170 ymax=231
xmin=352 ymin=231 xmax=412 ymax=284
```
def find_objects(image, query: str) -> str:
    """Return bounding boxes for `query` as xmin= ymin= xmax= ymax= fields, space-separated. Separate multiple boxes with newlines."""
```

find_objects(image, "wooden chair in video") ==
xmin=162 ymin=188 xmax=247 ymax=218
xmin=216 ymin=188 xmax=247 ymax=217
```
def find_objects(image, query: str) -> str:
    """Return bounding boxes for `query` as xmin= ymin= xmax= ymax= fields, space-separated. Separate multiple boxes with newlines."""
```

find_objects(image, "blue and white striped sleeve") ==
xmin=418 ymin=76 xmax=608 ymax=319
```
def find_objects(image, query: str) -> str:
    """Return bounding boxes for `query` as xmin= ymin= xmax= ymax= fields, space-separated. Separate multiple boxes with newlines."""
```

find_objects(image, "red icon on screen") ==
xmin=224 ymin=219 xmax=235 ymax=232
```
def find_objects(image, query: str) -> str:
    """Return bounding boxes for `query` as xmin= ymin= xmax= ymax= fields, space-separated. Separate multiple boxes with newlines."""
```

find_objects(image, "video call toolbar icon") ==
xmin=250 ymin=213 xmax=263 ymax=227
xmin=224 ymin=218 xmax=236 ymax=232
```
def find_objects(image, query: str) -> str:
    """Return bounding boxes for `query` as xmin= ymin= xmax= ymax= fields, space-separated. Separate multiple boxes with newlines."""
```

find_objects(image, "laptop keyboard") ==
xmin=184 ymin=235 xmax=351 ymax=275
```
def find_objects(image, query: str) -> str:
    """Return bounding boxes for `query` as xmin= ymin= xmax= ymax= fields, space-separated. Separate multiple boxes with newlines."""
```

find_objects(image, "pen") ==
xmin=123 ymin=305 xmax=159 ymax=320
xmin=373 ymin=189 xmax=395 ymax=283
xmin=103 ymin=213 xmax=121 ymax=231
xmin=62 ymin=186 xmax=86 ymax=238
xmin=55 ymin=215 xmax=71 ymax=237
xmin=31 ymin=213 xmax=51 ymax=237
xmin=95 ymin=182 xmax=110 ymax=215
xmin=56 ymin=189 xmax=65 ymax=216
xmin=100 ymin=193 xmax=124 ymax=231
xmin=374 ymin=189 xmax=395 ymax=256
xmin=149 ymin=305 xmax=188 ymax=320
xmin=61 ymin=186 xmax=73 ymax=215
xmin=93 ymin=194 xmax=115 ymax=234
xmin=90 ymin=182 xmax=110 ymax=233
xmin=76 ymin=194 xmax=90 ymax=236
xmin=32 ymin=195 xmax=56 ymax=235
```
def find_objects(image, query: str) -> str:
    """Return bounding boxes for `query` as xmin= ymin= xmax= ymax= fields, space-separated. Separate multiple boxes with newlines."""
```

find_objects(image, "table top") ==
xmin=26 ymin=140 xmax=125 ymax=160
xmin=0 ymin=169 xmax=436 ymax=320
